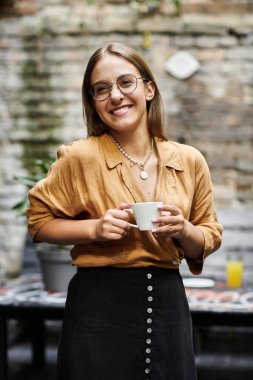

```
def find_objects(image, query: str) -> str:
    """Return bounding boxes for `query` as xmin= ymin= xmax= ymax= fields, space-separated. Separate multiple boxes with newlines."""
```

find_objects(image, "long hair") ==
xmin=82 ymin=43 xmax=166 ymax=139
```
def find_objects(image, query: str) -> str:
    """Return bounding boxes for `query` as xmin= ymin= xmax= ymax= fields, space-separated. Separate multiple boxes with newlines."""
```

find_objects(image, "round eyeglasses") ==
xmin=90 ymin=74 xmax=148 ymax=102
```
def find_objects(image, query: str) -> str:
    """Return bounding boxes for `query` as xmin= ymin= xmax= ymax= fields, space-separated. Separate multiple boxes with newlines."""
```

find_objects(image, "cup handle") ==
xmin=128 ymin=223 xmax=139 ymax=229
xmin=124 ymin=208 xmax=138 ymax=229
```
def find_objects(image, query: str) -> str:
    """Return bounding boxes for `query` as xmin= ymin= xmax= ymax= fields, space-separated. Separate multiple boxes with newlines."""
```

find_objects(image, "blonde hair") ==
xmin=82 ymin=43 xmax=166 ymax=139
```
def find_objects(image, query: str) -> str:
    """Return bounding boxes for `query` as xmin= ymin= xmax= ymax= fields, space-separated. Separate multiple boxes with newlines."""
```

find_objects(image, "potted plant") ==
xmin=13 ymin=155 xmax=76 ymax=292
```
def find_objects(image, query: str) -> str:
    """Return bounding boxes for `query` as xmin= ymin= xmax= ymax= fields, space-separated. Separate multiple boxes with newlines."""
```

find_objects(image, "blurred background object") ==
xmin=1 ymin=0 xmax=253 ymax=278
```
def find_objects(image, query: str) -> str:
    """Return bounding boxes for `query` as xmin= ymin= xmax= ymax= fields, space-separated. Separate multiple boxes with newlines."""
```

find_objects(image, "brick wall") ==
xmin=0 ymin=0 xmax=253 ymax=276
xmin=182 ymin=0 xmax=253 ymax=14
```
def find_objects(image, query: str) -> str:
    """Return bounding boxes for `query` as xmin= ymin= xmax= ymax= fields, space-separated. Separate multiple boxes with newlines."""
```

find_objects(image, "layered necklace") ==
xmin=113 ymin=136 xmax=154 ymax=180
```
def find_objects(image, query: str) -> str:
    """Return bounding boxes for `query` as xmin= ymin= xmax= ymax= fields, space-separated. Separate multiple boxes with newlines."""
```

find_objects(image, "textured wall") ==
xmin=0 ymin=0 xmax=253 ymax=277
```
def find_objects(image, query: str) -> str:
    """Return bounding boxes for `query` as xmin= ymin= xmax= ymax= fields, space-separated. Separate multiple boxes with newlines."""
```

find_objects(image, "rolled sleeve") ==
xmin=186 ymin=152 xmax=223 ymax=274
xmin=26 ymin=144 xmax=84 ymax=241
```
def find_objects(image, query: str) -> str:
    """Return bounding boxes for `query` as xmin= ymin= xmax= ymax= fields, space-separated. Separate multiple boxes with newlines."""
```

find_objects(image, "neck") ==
xmin=110 ymin=130 xmax=152 ymax=159
xmin=112 ymin=134 xmax=155 ymax=181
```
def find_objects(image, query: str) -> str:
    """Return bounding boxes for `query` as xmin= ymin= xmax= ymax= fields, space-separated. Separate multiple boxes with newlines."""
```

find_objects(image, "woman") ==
xmin=27 ymin=43 xmax=223 ymax=380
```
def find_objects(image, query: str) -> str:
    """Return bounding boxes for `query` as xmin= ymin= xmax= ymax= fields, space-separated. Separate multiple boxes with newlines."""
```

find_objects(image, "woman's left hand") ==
xmin=151 ymin=204 xmax=188 ymax=240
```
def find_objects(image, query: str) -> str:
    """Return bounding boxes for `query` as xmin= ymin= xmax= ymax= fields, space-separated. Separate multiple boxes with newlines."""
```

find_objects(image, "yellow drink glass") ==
xmin=226 ymin=258 xmax=243 ymax=288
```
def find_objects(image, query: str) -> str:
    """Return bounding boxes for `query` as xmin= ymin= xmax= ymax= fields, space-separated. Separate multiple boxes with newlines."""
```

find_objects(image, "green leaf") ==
xmin=13 ymin=154 xmax=56 ymax=216
xmin=12 ymin=198 xmax=30 ymax=216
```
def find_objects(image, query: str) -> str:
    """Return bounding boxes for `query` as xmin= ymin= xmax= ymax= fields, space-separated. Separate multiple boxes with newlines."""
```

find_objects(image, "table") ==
xmin=0 ymin=275 xmax=65 ymax=379
xmin=1 ymin=275 xmax=253 ymax=380
xmin=185 ymin=282 xmax=253 ymax=356
xmin=185 ymin=284 xmax=253 ymax=326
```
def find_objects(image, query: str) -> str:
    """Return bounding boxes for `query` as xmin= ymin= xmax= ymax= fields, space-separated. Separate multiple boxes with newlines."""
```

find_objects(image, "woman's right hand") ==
xmin=34 ymin=205 xmax=132 ymax=245
xmin=94 ymin=208 xmax=131 ymax=241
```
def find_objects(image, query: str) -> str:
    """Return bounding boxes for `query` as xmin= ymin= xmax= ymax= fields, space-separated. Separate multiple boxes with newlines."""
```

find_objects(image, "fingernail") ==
xmin=152 ymin=218 xmax=157 ymax=222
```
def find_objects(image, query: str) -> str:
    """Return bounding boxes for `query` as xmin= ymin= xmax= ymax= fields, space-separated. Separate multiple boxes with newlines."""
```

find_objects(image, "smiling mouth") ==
xmin=110 ymin=105 xmax=132 ymax=115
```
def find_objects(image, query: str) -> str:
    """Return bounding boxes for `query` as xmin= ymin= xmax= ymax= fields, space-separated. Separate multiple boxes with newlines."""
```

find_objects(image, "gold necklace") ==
xmin=113 ymin=137 xmax=154 ymax=180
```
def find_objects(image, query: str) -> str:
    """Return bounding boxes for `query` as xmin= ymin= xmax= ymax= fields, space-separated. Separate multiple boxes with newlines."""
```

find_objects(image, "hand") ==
xmin=94 ymin=207 xmax=131 ymax=241
xmin=118 ymin=202 xmax=136 ymax=225
xmin=151 ymin=204 xmax=188 ymax=239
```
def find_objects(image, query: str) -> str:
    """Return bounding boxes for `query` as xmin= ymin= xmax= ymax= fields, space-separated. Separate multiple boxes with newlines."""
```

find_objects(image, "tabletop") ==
xmin=1 ymin=273 xmax=253 ymax=314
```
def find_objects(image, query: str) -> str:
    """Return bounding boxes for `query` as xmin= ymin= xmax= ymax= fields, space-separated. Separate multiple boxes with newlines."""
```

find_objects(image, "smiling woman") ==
xmin=26 ymin=42 xmax=222 ymax=380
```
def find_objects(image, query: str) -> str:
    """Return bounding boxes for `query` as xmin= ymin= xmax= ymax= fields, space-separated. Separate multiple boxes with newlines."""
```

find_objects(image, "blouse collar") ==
xmin=99 ymin=133 xmax=184 ymax=172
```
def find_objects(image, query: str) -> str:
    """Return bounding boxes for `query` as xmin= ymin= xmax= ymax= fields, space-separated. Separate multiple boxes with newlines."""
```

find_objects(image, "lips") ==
xmin=110 ymin=105 xmax=132 ymax=115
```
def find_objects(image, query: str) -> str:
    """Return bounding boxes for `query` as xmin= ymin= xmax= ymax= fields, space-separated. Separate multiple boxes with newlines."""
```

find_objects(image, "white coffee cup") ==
xmin=125 ymin=202 xmax=163 ymax=231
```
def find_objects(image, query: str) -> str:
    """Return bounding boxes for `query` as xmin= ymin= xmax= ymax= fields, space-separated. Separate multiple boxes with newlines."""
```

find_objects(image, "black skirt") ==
xmin=57 ymin=267 xmax=197 ymax=380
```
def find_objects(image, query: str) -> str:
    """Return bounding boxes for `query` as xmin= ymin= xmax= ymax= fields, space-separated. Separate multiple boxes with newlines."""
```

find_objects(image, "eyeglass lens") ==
xmin=92 ymin=74 xmax=138 ymax=101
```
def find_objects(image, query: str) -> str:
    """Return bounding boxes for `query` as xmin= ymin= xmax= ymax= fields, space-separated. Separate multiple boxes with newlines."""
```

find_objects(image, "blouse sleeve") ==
xmin=26 ymin=143 xmax=87 ymax=241
xmin=185 ymin=151 xmax=223 ymax=274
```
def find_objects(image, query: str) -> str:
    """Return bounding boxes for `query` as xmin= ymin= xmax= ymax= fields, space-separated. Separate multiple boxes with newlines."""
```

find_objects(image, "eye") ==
xmin=118 ymin=75 xmax=135 ymax=88
xmin=93 ymin=82 xmax=110 ymax=95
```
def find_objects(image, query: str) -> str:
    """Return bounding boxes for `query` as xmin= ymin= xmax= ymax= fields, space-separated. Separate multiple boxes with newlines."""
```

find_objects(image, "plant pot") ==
xmin=36 ymin=244 xmax=76 ymax=292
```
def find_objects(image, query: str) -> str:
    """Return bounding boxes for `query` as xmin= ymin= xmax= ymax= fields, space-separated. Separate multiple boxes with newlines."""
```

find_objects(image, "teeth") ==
xmin=112 ymin=106 xmax=129 ymax=115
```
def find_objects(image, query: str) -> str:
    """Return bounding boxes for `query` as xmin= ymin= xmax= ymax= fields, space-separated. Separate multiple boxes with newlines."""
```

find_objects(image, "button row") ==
xmin=145 ymin=272 xmax=153 ymax=379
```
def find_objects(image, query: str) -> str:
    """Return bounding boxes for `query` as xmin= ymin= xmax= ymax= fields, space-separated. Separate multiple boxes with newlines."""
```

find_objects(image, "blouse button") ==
xmin=147 ymin=308 xmax=152 ymax=313
xmin=147 ymin=273 xmax=152 ymax=279
xmin=147 ymin=318 xmax=152 ymax=324
xmin=147 ymin=328 xmax=152 ymax=333
xmin=146 ymin=338 xmax=152 ymax=345
xmin=145 ymin=368 xmax=150 ymax=374
xmin=146 ymin=358 xmax=151 ymax=363
xmin=148 ymin=296 xmax=153 ymax=302
xmin=147 ymin=285 xmax=153 ymax=291
xmin=146 ymin=348 xmax=151 ymax=354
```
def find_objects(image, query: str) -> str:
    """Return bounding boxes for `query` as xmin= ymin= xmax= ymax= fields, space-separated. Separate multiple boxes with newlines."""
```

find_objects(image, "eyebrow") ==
xmin=92 ymin=80 xmax=111 ymax=85
xmin=91 ymin=74 xmax=136 ymax=86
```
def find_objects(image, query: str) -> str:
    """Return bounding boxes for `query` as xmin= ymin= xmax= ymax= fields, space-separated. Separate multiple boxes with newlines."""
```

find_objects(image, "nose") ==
xmin=109 ymin=83 xmax=124 ymax=100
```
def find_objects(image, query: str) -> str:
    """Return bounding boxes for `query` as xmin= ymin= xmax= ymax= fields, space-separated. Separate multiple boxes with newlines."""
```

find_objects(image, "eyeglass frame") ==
xmin=90 ymin=73 xmax=150 ymax=102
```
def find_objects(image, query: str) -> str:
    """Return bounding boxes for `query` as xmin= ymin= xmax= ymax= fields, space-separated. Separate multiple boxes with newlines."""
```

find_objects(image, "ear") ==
xmin=145 ymin=81 xmax=155 ymax=101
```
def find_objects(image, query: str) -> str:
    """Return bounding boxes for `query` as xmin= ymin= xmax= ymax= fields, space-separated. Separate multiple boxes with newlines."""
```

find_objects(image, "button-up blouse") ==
xmin=26 ymin=133 xmax=223 ymax=274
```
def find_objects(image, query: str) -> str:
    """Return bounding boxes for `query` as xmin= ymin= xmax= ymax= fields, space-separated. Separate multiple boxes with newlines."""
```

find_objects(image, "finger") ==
xmin=110 ymin=209 xmax=131 ymax=221
xmin=110 ymin=218 xmax=130 ymax=230
xmin=118 ymin=203 xmax=132 ymax=210
xmin=123 ymin=209 xmax=134 ymax=218
xmin=158 ymin=204 xmax=180 ymax=215
xmin=152 ymin=215 xmax=181 ymax=226
xmin=107 ymin=232 xmax=125 ymax=240
xmin=104 ymin=224 xmax=128 ymax=238
xmin=151 ymin=224 xmax=181 ymax=236
xmin=116 ymin=225 xmax=132 ymax=238
xmin=102 ymin=215 xmax=128 ymax=234
xmin=161 ymin=211 xmax=171 ymax=216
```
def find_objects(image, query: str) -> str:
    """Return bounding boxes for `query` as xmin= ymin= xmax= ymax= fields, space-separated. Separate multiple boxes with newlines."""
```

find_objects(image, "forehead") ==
xmin=91 ymin=54 xmax=140 ymax=83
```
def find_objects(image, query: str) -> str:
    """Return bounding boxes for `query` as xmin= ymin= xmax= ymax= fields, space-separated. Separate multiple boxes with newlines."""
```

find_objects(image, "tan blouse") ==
xmin=27 ymin=133 xmax=223 ymax=274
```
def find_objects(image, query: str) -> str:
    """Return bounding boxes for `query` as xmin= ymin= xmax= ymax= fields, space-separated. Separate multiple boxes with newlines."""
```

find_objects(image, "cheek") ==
xmin=95 ymin=109 xmax=112 ymax=129
xmin=94 ymin=103 xmax=105 ymax=120
xmin=96 ymin=109 xmax=107 ymax=123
